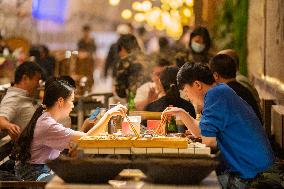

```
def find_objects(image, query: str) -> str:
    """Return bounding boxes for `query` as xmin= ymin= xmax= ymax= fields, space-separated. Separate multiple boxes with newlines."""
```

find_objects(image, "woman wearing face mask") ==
xmin=188 ymin=26 xmax=212 ymax=65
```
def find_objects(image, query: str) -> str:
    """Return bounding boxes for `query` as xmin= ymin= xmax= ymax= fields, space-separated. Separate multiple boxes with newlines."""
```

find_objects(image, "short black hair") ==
xmin=14 ymin=61 xmax=42 ymax=84
xmin=82 ymin=25 xmax=91 ymax=31
xmin=158 ymin=37 xmax=169 ymax=49
xmin=29 ymin=45 xmax=40 ymax=61
xmin=189 ymin=26 xmax=211 ymax=52
xmin=175 ymin=51 xmax=189 ymax=68
xmin=157 ymin=57 xmax=171 ymax=67
xmin=209 ymin=54 xmax=237 ymax=79
xmin=117 ymin=34 xmax=140 ymax=53
xmin=177 ymin=62 xmax=215 ymax=89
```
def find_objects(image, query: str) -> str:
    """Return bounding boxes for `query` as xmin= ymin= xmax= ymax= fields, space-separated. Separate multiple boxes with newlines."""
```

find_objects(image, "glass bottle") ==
xmin=166 ymin=105 xmax=178 ymax=134
xmin=127 ymin=91 xmax=136 ymax=112
xmin=108 ymin=104 xmax=116 ymax=134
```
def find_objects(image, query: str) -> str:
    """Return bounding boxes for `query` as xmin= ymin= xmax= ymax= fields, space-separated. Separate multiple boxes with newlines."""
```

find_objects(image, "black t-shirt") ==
xmin=145 ymin=95 xmax=196 ymax=118
xmin=227 ymin=81 xmax=263 ymax=124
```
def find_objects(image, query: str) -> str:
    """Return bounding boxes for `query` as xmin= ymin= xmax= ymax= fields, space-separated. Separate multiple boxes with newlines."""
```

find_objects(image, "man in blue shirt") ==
xmin=163 ymin=63 xmax=275 ymax=188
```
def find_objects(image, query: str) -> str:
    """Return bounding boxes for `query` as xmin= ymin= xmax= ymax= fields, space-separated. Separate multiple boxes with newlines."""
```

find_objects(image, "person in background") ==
xmin=0 ymin=35 xmax=11 ymax=54
xmin=0 ymin=61 xmax=42 ymax=178
xmin=114 ymin=34 xmax=152 ymax=100
xmin=150 ymin=36 xmax=175 ymax=64
xmin=29 ymin=45 xmax=50 ymax=81
xmin=158 ymin=36 xmax=171 ymax=54
xmin=0 ymin=61 xmax=42 ymax=139
xmin=77 ymin=25 xmax=96 ymax=55
xmin=104 ymin=24 xmax=132 ymax=78
xmin=145 ymin=66 xmax=196 ymax=119
xmin=174 ymin=51 xmax=190 ymax=68
xmin=163 ymin=63 xmax=276 ymax=188
xmin=188 ymin=26 xmax=212 ymax=64
xmin=14 ymin=80 xmax=127 ymax=181
xmin=209 ymin=54 xmax=263 ymax=124
xmin=217 ymin=49 xmax=261 ymax=109
xmin=134 ymin=58 xmax=171 ymax=110
xmin=172 ymin=25 xmax=191 ymax=53
xmin=38 ymin=45 xmax=55 ymax=79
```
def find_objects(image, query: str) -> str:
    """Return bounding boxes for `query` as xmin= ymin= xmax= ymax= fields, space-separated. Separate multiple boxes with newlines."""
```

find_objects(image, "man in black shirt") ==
xmin=209 ymin=54 xmax=263 ymax=124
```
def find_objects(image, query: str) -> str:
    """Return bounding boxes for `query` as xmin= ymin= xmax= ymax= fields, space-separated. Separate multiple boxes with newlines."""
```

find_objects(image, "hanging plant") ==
xmin=212 ymin=0 xmax=248 ymax=75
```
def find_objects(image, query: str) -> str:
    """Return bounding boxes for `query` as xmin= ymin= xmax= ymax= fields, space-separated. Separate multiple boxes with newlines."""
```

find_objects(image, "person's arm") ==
xmin=70 ymin=104 xmax=127 ymax=142
xmin=136 ymin=87 xmax=159 ymax=110
xmin=163 ymin=108 xmax=217 ymax=147
xmin=80 ymin=118 xmax=96 ymax=133
xmin=86 ymin=104 xmax=127 ymax=136
xmin=0 ymin=116 xmax=21 ymax=139
xmin=162 ymin=107 xmax=200 ymax=137
xmin=201 ymin=136 xmax=217 ymax=148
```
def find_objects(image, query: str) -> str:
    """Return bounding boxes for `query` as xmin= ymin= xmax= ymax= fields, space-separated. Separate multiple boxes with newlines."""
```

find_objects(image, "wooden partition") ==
xmin=271 ymin=105 xmax=284 ymax=149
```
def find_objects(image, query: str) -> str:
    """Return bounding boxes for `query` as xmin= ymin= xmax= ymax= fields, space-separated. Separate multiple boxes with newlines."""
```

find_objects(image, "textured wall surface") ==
xmin=265 ymin=0 xmax=284 ymax=83
xmin=247 ymin=0 xmax=284 ymax=83
xmin=247 ymin=0 xmax=265 ymax=77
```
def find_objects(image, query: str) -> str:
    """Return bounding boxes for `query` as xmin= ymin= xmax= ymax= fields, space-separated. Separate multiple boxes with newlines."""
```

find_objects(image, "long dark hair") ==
xmin=159 ymin=66 xmax=180 ymax=99
xmin=14 ymin=80 xmax=74 ymax=163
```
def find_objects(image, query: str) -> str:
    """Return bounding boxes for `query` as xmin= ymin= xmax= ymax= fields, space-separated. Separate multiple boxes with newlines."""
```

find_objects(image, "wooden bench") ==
xmin=0 ymin=181 xmax=47 ymax=188
xmin=255 ymin=83 xmax=276 ymax=137
xmin=271 ymin=105 xmax=284 ymax=150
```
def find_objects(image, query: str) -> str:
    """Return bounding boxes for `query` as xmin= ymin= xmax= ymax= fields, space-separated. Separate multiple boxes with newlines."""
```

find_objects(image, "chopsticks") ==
xmin=154 ymin=114 xmax=167 ymax=134
xmin=124 ymin=115 xmax=140 ymax=138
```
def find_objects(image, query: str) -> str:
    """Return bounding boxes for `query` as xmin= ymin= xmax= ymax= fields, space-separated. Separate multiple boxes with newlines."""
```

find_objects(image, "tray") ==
xmin=77 ymin=136 xmax=188 ymax=149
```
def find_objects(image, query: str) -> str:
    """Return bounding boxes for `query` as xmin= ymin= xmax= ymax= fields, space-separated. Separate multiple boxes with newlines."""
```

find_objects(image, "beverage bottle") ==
xmin=127 ymin=91 xmax=136 ymax=112
xmin=166 ymin=105 xmax=178 ymax=134
xmin=108 ymin=104 xmax=116 ymax=134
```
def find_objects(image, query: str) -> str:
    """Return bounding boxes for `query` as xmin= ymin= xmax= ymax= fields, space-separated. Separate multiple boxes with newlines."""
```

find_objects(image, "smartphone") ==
xmin=89 ymin=107 xmax=101 ymax=121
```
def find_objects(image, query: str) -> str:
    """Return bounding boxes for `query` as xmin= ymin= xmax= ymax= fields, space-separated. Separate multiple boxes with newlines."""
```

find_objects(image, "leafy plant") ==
xmin=212 ymin=0 xmax=248 ymax=75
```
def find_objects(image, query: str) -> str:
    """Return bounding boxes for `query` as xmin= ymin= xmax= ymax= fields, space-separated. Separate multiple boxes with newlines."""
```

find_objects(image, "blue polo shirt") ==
xmin=199 ymin=83 xmax=274 ymax=179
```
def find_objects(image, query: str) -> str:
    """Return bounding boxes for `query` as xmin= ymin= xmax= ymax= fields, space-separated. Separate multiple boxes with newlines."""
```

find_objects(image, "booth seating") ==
xmin=271 ymin=105 xmax=284 ymax=150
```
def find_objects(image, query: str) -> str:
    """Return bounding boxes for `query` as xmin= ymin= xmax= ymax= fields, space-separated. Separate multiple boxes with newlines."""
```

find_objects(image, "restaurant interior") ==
xmin=0 ymin=0 xmax=284 ymax=188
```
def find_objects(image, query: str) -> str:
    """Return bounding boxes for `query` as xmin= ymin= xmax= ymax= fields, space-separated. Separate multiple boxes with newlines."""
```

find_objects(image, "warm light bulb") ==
xmin=134 ymin=13 xmax=145 ymax=22
xmin=161 ymin=4 xmax=170 ymax=11
xmin=121 ymin=9 xmax=132 ymax=20
xmin=109 ymin=0 xmax=120 ymax=6
xmin=141 ymin=1 xmax=152 ymax=12
xmin=183 ymin=8 xmax=191 ymax=17
xmin=185 ymin=0 xmax=194 ymax=7
xmin=132 ymin=2 xmax=141 ymax=11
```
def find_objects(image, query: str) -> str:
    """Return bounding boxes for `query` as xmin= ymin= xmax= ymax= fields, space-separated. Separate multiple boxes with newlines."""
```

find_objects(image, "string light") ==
xmin=120 ymin=0 xmax=194 ymax=39
xmin=121 ymin=9 xmax=132 ymax=20
xmin=134 ymin=13 xmax=145 ymax=22
xmin=109 ymin=0 xmax=120 ymax=6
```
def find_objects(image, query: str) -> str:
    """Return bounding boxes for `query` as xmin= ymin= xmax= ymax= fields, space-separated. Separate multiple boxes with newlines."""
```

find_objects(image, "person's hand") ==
xmin=5 ymin=123 xmax=21 ymax=139
xmin=147 ymin=87 xmax=158 ymax=103
xmin=81 ymin=118 xmax=96 ymax=133
xmin=107 ymin=104 xmax=128 ymax=117
xmin=162 ymin=107 xmax=185 ymax=118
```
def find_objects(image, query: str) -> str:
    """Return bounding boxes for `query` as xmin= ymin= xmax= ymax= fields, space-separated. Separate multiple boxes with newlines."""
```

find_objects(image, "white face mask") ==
xmin=191 ymin=41 xmax=205 ymax=53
